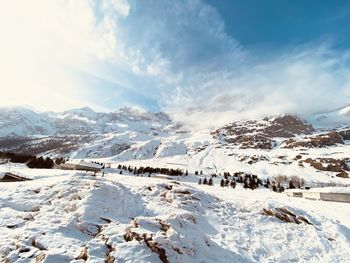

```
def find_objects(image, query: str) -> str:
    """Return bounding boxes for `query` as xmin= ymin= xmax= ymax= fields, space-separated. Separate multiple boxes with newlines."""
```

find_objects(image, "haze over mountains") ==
xmin=1 ymin=104 xmax=350 ymax=138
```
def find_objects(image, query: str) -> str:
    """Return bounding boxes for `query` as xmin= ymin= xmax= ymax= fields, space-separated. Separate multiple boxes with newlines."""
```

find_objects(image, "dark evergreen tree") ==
xmin=225 ymin=179 xmax=229 ymax=187
xmin=243 ymin=179 xmax=249 ymax=189
xmin=272 ymin=183 xmax=277 ymax=192
xmin=203 ymin=178 xmax=208 ymax=185
xmin=220 ymin=179 xmax=225 ymax=187
xmin=208 ymin=178 xmax=213 ymax=186
xmin=289 ymin=180 xmax=295 ymax=189
xmin=249 ymin=178 xmax=256 ymax=190
xmin=198 ymin=178 xmax=202 ymax=185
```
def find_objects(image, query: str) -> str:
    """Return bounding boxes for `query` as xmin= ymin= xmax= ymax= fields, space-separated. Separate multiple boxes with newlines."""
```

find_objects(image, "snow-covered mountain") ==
xmin=1 ymin=106 xmax=350 ymax=183
xmin=1 ymin=107 xmax=350 ymax=262
xmin=310 ymin=104 xmax=350 ymax=129
xmin=0 ymin=106 xmax=174 ymax=137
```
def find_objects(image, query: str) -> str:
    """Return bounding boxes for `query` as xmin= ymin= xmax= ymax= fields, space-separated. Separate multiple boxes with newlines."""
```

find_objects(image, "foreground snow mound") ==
xmin=1 ymin=173 xmax=350 ymax=262
xmin=0 ymin=175 xmax=144 ymax=262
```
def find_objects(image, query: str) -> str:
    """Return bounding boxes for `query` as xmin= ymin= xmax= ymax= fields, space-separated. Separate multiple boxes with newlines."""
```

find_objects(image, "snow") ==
xmin=310 ymin=105 xmax=350 ymax=129
xmin=285 ymin=186 xmax=350 ymax=194
xmin=2 ymin=106 xmax=350 ymax=261
xmin=1 ymin=166 xmax=350 ymax=262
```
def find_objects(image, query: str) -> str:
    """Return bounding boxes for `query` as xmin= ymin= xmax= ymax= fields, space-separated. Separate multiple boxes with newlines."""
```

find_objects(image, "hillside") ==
xmin=1 ymin=107 xmax=350 ymax=186
xmin=0 ymin=166 xmax=349 ymax=262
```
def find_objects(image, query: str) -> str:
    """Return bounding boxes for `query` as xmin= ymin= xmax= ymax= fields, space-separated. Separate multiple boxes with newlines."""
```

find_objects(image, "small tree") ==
xmin=208 ymin=178 xmax=213 ymax=186
xmin=243 ymin=180 xmax=249 ymax=189
xmin=289 ymin=180 xmax=295 ymax=189
xmin=203 ymin=178 xmax=208 ymax=185
xmin=220 ymin=179 xmax=225 ymax=187
xmin=272 ymin=183 xmax=277 ymax=192
xmin=225 ymin=179 xmax=229 ymax=187
xmin=198 ymin=178 xmax=202 ymax=185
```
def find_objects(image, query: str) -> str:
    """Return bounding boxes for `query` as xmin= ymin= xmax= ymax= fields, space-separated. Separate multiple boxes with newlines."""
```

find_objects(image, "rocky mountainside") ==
xmin=211 ymin=114 xmax=315 ymax=149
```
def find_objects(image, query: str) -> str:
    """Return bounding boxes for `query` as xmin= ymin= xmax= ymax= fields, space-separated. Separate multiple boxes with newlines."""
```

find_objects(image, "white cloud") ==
xmin=0 ymin=0 xmax=349 ymax=128
xmin=0 ymin=0 xmax=126 ymax=111
xmin=167 ymin=45 xmax=350 ymax=128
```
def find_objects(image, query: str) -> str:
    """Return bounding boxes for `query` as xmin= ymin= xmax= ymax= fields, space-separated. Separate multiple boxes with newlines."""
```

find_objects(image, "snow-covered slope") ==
xmin=310 ymin=104 xmax=350 ymax=129
xmin=1 ymin=107 xmax=350 ymax=185
xmin=0 ymin=167 xmax=349 ymax=262
xmin=1 ymin=107 xmax=350 ymax=262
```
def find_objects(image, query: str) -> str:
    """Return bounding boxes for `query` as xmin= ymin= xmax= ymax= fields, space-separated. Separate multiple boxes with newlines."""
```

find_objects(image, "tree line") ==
xmin=117 ymin=164 xmax=184 ymax=176
xmin=0 ymin=151 xmax=57 ymax=169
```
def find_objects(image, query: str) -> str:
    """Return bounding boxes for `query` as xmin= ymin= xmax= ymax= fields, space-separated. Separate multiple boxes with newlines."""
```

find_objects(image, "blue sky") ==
xmin=1 ymin=0 xmax=350 ymax=125
xmin=207 ymin=0 xmax=350 ymax=50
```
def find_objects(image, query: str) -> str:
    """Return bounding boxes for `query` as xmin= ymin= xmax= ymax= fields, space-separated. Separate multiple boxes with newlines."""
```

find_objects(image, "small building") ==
xmin=286 ymin=187 xmax=350 ymax=203
xmin=60 ymin=160 xmax=103 ymax=172
xmin=0 ymin=172 xmax=32 ymax=182
xmin=286 ymin=191 xmax=303 ymax=198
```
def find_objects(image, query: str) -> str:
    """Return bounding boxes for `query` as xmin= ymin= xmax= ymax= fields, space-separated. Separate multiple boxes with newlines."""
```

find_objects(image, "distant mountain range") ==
xmin=1 ymin=104 xmax=349 ymax=138
xmin=0 ymin=106 xmax=173 ymax=137
xmin=0 ymin=105 xmax=350 ymax=182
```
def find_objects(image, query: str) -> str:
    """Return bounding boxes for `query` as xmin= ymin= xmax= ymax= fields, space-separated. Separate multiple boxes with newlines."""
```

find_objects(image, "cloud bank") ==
xmin=1 ymin=0 xmax=350 ymax=128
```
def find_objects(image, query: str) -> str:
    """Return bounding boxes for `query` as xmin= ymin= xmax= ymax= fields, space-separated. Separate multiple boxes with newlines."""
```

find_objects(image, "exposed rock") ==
xmin=283 ymin=131 xmax=344 ymax=148
xmin=336 ymin=171 xmax=349 ymax=178
xmin=212 ymin=114 xmax=314 ymax=149
xmin=76 ymin=246 xmax=88 ymax=261
xmin=124 ymin=230 xmax=143 ymax=242
xmin=302 ymin=158 xmax=350 ymax=173
xmin=263 ymin=207 xmax=312 ymax=225
xmin=123 ymin=231 xmax=169 ymax=263
xmin=35 ymin=252 xmax=46 ymax=263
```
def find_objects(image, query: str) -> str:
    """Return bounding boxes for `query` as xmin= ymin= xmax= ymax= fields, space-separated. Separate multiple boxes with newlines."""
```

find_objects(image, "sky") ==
xmin=1 ymin=0 xmax=350 ymax=126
